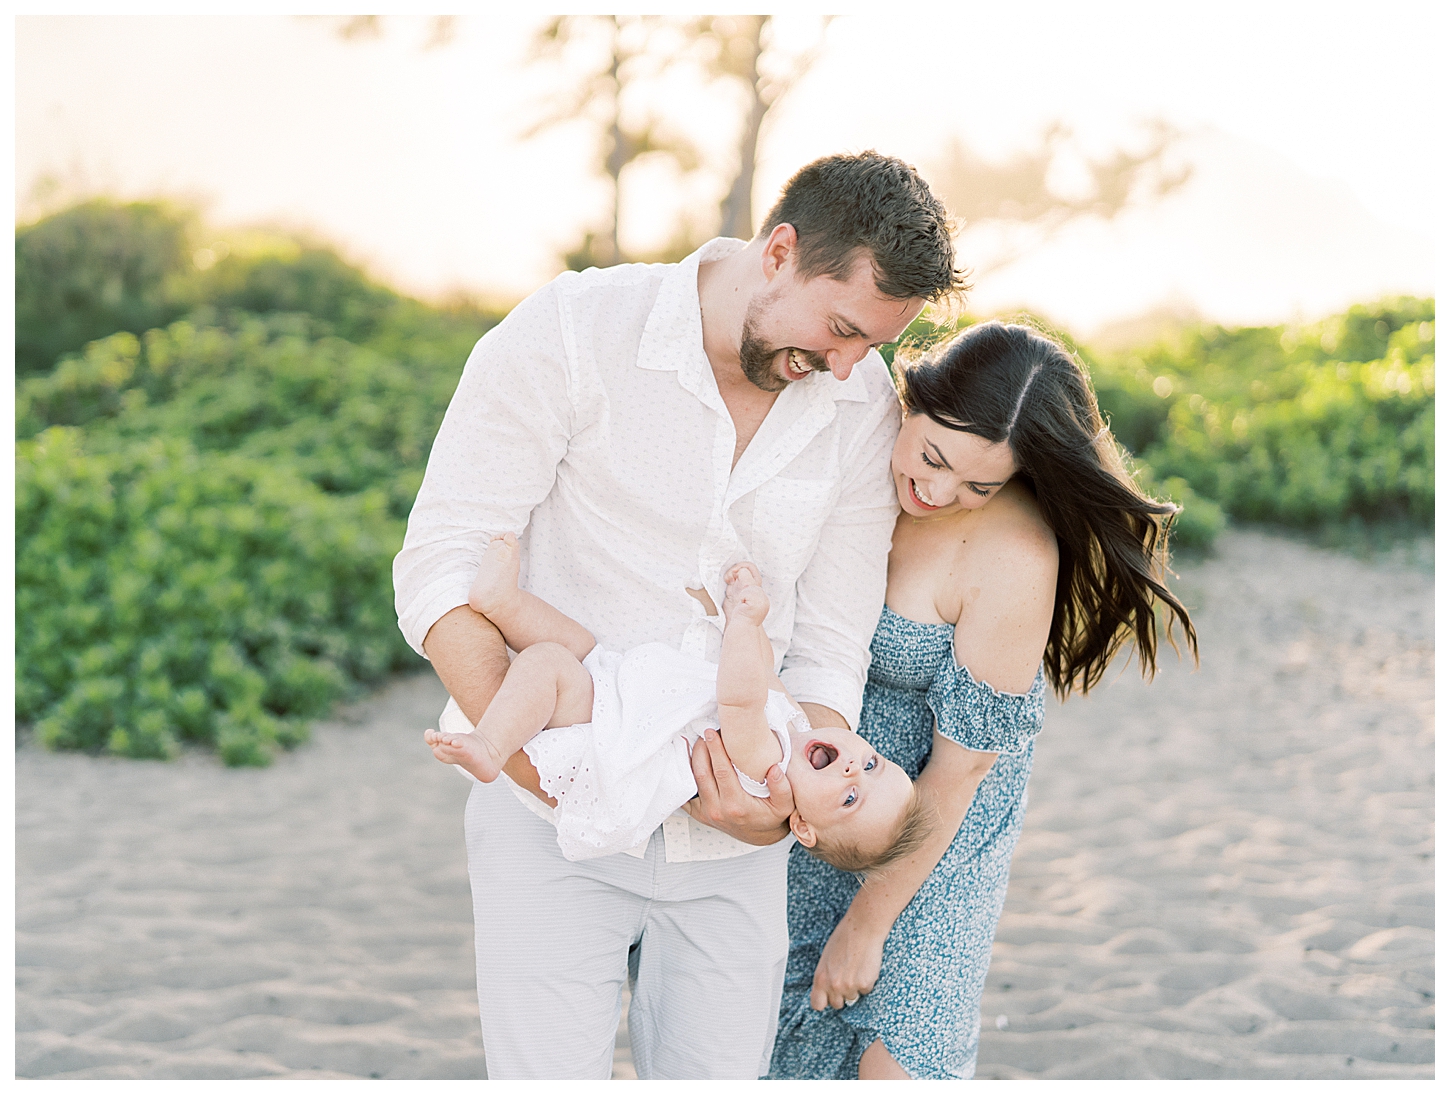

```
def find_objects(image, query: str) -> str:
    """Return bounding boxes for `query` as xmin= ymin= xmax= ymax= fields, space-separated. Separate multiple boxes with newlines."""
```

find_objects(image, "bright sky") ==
xmin=14 ymin=7 xmax=1439 ymax=334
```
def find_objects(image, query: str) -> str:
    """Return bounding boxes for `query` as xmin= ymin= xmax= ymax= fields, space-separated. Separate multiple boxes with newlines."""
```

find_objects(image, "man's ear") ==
xmin=760 ymin=223 xmax=798 ymax=282
xmin=789 ymin=810 xmax=817 ymax=848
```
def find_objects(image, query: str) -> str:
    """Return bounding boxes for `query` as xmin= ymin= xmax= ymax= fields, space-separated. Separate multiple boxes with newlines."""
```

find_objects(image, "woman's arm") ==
xmin=811 ymin=508 xmax=1057 ymax=1010
xmin=810 ymin=733 xmax=996 ymax=1010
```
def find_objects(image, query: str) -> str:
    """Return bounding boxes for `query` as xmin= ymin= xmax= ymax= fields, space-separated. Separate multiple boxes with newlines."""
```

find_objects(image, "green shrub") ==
xmin=15 ymin=199 xmax=438 ymax=378
xmin=194 ymin=243 xmax=401 ymax=344
xmin=17 ymin=428 xmax=415 ymax=765
xmin=14 ymin=215 xmax=498 ymax=765
xmin=1090 ymin=299 xmax=1434 ymax=530
xmin=15 ymin=199 xmax=197 ymax=377
xmin=18 ymin=309 xmax=484 ymax=507
xmin=1131 ymin=466 xmax=1227 ymax=553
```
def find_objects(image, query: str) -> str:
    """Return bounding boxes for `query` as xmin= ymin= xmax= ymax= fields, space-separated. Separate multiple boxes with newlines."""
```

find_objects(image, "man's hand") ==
xmin=810 ymin=914 xmax=886 ymax=1011
xmin=682 ymin=728 xmax=795 ymax=845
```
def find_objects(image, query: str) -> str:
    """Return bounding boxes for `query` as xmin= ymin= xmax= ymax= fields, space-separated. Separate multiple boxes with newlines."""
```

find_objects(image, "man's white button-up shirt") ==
xmin=394 ymin=237 xmax=901 ymax=861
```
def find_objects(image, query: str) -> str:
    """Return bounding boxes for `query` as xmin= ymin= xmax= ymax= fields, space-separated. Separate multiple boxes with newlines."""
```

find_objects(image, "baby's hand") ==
xmin=724 ymin=561 xmax=763 ymax=589
xmin=723 ymin=562 xmax=769 ymax=625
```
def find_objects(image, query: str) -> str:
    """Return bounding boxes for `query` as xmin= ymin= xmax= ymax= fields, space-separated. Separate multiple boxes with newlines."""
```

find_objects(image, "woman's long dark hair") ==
xmin=897 ymin=320 xmax=1197 ymax=697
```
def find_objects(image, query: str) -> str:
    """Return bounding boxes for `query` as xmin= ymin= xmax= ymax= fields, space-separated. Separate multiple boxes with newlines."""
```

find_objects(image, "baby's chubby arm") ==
xmin=715 ymin=563 xmax=789 ymax=784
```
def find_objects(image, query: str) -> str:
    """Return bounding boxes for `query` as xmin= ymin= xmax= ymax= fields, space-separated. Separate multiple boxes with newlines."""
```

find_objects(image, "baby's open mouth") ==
xmin=807 ymin=742 xmax=838 ymax=770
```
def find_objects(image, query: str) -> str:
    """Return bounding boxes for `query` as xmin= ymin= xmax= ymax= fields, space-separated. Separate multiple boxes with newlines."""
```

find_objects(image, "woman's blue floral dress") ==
xmin=768 ymin=605 xmax=1046 ymax=1080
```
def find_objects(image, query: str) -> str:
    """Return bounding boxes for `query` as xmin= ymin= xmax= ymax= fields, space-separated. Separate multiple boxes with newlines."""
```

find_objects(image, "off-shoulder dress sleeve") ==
xmin=925 ymin=653 xmax=1047 ymax=755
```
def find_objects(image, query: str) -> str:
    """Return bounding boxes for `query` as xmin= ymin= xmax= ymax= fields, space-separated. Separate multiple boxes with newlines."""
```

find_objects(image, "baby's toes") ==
xmin=426 ymin=730 xmax=459 ymax=752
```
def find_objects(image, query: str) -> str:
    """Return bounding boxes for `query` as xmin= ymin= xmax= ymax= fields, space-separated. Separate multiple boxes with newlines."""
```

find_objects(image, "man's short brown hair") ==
xmin=758 ymin=150 xmax=964 ymax=305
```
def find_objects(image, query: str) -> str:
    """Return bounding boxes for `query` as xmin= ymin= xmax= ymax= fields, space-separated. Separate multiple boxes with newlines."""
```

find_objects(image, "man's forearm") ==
xmin=422 ymin=604 xmax=511 ymax=725
xmin=425 ymin=605 xmax=559 ymax=806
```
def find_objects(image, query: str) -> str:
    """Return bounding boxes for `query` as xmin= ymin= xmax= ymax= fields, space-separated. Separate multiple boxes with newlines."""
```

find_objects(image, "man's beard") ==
xmin=738 ymin=300 xmax=829 ymax=394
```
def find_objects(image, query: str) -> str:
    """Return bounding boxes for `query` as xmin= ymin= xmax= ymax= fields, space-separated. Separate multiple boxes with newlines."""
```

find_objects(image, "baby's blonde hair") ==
xmin=807 ymin=783 xmax=936 ymax=875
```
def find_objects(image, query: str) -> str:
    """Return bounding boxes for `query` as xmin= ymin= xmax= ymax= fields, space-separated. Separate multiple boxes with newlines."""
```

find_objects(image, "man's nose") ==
xmin=826 ymin=345 xmax=866 ymax=381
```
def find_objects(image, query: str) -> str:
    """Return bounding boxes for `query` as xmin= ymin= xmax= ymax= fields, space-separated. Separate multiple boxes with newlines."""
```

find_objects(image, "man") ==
xmin=394 ymin=151 xmax=961 ymax=1079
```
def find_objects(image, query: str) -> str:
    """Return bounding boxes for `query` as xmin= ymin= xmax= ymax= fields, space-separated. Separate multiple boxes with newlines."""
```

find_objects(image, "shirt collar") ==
xmin=636 ymin=237 xmax=870 ymax=405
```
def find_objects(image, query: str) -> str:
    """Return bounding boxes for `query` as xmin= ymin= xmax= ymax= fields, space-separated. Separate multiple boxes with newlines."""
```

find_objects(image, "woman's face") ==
xmin=891 ymin=411 xmax=1017 ymax=517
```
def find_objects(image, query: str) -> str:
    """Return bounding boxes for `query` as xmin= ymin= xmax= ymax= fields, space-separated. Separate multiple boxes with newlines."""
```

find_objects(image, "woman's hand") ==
xmin=681 ymin=728 xmax=795 ymax=845
xmin=810 ymin=913 xmax=887 ymax=1011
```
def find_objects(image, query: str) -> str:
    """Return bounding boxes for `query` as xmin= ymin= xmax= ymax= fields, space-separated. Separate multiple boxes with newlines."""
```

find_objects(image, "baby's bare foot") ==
xmin=468 ymin=533 xmax=522 ymax=619
xmin=723 ymin=562 xmax=769 ymax=625
xmin=424 ymin=726 xmax=510 ymax=783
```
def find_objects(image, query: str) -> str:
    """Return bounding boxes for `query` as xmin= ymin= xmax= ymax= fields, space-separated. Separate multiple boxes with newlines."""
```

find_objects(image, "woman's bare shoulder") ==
xmin=968 ymin=483 xmax=1058 ymax=580
xmin=950 ymin=487 xmax=1057 ymax=690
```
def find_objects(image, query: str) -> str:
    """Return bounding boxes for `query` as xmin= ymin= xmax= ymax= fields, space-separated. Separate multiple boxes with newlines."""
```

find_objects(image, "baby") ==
xmin=424 ymin=535 xmax=930 ymax=871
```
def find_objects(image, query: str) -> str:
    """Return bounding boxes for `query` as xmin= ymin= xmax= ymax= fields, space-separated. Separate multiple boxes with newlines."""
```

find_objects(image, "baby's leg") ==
xmin=425 ymin=641 xmax=594 ymax=783
xmin=469 ymin=534 xmax=596 ymax=661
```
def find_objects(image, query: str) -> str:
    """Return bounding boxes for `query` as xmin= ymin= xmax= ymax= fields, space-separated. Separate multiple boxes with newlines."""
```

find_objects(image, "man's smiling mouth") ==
xmin=806 ymin=742 xmax=838 ymax=770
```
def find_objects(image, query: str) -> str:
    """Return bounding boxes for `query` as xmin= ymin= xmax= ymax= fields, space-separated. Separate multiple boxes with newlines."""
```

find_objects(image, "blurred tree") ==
xmin=681 ymin=15 xmax=834 ymax=239
xmin=324 ymin=15 xmax=834 ymax=266
xmin=521 ymin=15 xmax=700 ymax=269
xmin=322 ymin=15 xmax=1177 ymax=275
xmin=929 ymin=121 xmax=1192 ymax=275
xmin=15 ymin=199 xmax=197 ymax=376
xmin=321 ymin=14 xmax=456 ymax=50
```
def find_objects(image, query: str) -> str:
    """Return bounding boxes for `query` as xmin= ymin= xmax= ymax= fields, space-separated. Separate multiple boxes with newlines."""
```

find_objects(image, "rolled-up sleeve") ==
xmin=393 ymin=280 xmax=574 ymax=656
xmin=926 ymin=657 xmax=1046 ymax=755
xmin=778 ymin=393 xmax=899 ymax=730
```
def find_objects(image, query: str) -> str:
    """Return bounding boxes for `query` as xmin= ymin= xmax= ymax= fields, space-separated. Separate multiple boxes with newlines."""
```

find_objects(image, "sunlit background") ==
xmin=16 ymin=9 xmax=1436 ymax=336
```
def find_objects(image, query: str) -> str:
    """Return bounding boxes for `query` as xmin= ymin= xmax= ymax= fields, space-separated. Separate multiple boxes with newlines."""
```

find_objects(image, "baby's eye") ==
xmin=967 ymin=483 xmax=991 ymax=497
xmin=920 ymin=452 xmax=943 ymax=470
xmin=865 ymin=756 xmax=877 ymax=771
xmin=844 ymin=789 xmax=857 ymax=807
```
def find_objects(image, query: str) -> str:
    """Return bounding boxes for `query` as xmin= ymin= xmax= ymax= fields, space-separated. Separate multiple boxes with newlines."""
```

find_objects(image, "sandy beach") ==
xmin=15 ymin=528 xmax=1433 ymax=1080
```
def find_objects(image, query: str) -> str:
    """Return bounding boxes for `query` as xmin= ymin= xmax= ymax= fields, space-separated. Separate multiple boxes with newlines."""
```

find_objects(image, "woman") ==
xmin=767 ymin=320 xmax=1197 ymax=1080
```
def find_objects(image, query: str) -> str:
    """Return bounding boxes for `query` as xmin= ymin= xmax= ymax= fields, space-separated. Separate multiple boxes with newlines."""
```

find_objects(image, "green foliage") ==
xmin=15 ymin=198 xmax=419 ymax=378
xmin=17 ymin=312 xmax=474 ymax=514
xmin=194 ymin=243 xmax=402 ymax=344
xmin=17 ymin=428 xmax=415 ymax=765
xmin=1131 ymin=466 xmax=1226 ymax=553
xmin=15 ymin=200 xmax=197 ymax=377
xmin=1089 ymin=299 xmax=1434 ymax=530
xmin=16 ymin=206 xmax=498 ymax=764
